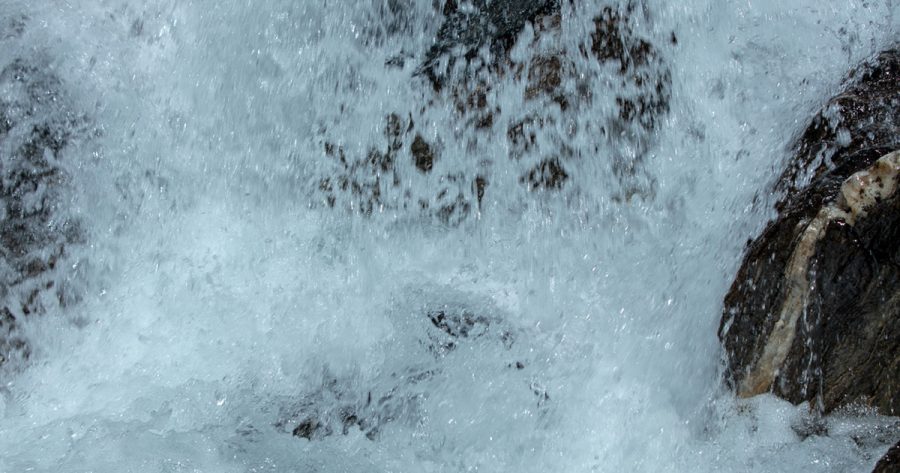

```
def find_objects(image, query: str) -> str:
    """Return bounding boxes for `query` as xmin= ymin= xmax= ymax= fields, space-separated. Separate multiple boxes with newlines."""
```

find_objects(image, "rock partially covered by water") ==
xmin=313 ymin=2 xmax=675 ymax=222
xmin=417 ymin=0 xmax=560 ymax=90
xmin=317 ymin=113 xmax=486 ymax=225
xmin=0 ymin=56 xmax=86 ymax=368
xmin=279 ymin=298 xmax=544 ymax=442
xmin=873 ymin=440 xmax=900 ymax=473
xmin=719 ymin=49 xmax=900 ymax=415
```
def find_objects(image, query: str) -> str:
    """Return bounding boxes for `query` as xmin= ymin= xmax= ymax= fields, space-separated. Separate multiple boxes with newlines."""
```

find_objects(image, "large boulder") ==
xmin=719 ymin=49 xmax=899 ymax=415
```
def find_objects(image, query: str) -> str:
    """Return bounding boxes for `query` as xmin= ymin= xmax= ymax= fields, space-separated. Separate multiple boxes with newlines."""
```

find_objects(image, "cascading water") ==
xmin=0 ymin=1 xmax=897 ymax=471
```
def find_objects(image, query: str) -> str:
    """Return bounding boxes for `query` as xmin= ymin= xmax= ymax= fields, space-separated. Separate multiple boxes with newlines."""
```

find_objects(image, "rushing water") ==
xmin=0 ymin=1 xmax=898 ymax=471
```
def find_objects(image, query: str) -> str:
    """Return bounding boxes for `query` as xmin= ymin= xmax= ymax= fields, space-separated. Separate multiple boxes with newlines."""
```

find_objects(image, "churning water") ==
xmin=0 ymin=1 xmax=897 ymax=471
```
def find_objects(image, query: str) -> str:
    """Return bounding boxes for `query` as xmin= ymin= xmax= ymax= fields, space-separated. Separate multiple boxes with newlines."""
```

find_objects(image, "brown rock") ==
xmin=587 ymin=5 xmax=672 ymax=133
xmin=719 ymin=49 xmax=900 ymax=415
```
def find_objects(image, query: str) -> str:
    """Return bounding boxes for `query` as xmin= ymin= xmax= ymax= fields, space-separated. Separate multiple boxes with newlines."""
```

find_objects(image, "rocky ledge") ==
xmin=719 ymin=49 xmax=899 ymax=416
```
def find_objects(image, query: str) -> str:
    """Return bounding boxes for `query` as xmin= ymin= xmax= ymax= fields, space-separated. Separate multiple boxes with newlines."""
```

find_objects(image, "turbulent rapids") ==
xmin=0 ymin=1 xmax=897 ymax=472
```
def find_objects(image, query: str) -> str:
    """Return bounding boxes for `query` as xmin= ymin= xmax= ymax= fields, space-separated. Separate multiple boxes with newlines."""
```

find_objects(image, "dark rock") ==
xmin=425 ymin=306 xmax=514 ymax=355
xmin=411 ymin=134 xmax=435 ymax=173
xmin=417 ymin=0 xmax=560 ymax=89
xmin=524 ymin=55 xmax=564 ymax=100
xmin=873 ymin=440 xmax=900 ymax=473
xmin=474 ymin=175 xmax=487 ymax=206
xmin=358 ymin=0 xmax=417 ymax=48
xmin=719 ymin=49 xmax=900 ymax=415
xmin=777 ymin=49 xmax=900 ymax=202
xmin=507 ymin=116 xmax=540 ymax=161
xmin=587 ymin=5 xmax=671 ymax=134
xmin=502 ymin=3 xmax=671 ymax=199
xmin=318 ymin=114 xmax=406 ymax=216
xmin=521 ymin=157 xmax=569 ymax=191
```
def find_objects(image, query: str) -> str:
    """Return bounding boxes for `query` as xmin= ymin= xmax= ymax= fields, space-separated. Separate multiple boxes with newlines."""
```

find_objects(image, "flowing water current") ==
xmin=0 ymin=1 xmax=898 ymax=471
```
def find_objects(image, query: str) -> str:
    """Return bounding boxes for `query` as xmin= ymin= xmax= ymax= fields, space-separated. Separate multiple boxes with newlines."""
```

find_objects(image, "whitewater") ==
xmin=0 ymin=0 xmax=897 ymax=471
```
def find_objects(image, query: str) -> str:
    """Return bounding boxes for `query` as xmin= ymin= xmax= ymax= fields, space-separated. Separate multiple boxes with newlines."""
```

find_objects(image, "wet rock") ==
xmin=776 ymin=49 xmax=900 ymax=200
xmin=316 ymin=3 xmax=675 ymax=222
xmin=587 ymin=5 xmax=671 ymax=134
xmin=425 ymin=306 xmax=514 ymax=355
xmin=417 ymin=0 xmax=560 ymax=90
xmin=873 ymin=440 xmax=900 ymax=473
xmin=318 ymin=114 xmax=407 ymax=215
xmin=0 ymin=57 xmax=86 ymax=369
xmin=719 ymin=49 xmax=900 ymax=415
xmin=411 ymin=134 xmax=435 ymax=173
xmin=317 ymin=113 xmax=485 ymax=225
xmin=527 ymin=55 xmax=562 ymax=88
xmin=504 ymin=3 xmax=672 ymax=197
xmin=521 ymin=157 xmax=569 ymax=191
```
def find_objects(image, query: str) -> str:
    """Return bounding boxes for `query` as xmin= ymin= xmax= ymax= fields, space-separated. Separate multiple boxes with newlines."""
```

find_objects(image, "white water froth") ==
xmin=0 ymin=1 xmax=897 ymax=471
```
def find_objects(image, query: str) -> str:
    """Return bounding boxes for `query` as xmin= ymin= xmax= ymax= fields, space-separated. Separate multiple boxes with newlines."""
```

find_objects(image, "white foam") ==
xmin=0 ymin=1 xmax=897 ymax=471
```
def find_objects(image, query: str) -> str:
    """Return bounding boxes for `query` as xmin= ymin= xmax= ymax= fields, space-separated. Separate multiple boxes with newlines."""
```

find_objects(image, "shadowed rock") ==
xmin=719 ymin=49 xmax=900 ymax=415
xmin=873 ymin=440 xmax=900 ymax=473
xmin=411 ymin=134 xmax=435 ymax=173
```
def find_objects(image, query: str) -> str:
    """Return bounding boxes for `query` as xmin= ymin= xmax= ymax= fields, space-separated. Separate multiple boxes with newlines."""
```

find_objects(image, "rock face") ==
xmin=719 ymin=49 xmax=900 ymax=415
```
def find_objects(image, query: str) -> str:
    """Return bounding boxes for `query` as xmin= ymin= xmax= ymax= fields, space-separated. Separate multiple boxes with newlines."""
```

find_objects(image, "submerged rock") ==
xmin=719 ymin=49 xmax=900 ymax=415
xmin=280 ymin=300 xmax=540 ymax=442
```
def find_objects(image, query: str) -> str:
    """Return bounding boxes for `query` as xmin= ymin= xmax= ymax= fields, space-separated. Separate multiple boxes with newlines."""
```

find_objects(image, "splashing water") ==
xmin=0 ymin=1 xmax=897 ymax=471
